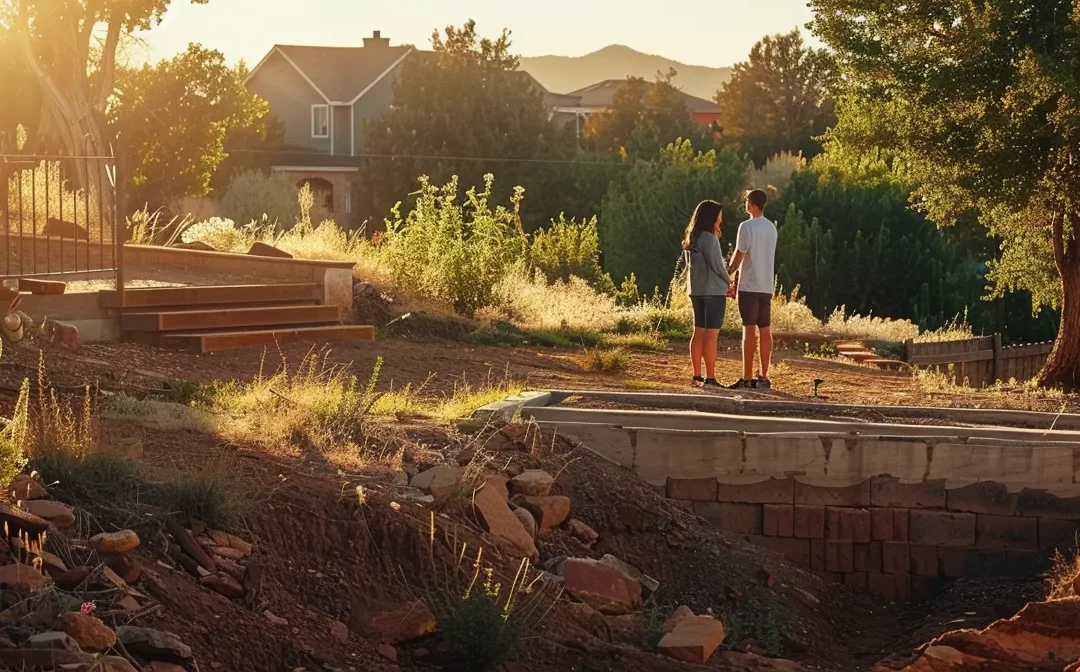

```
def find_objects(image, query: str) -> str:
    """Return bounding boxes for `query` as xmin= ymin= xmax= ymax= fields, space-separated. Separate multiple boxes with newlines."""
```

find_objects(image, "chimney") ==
xmin=364 ymin=31 xmax=390 ymax=48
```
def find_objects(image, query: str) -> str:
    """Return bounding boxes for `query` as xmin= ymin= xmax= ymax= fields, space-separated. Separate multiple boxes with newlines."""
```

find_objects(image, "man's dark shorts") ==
xmin=738 ymin=291 xmax=772 ymax=328
xmin=690 ymin=295 xmax=727 ymax=329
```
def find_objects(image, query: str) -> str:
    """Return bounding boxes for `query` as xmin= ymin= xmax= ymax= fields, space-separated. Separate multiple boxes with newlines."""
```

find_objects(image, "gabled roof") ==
xmin=568 ymin=79 xmax=719 ymax=113
xmin=246 ymin=44 xmax=413 ymax=105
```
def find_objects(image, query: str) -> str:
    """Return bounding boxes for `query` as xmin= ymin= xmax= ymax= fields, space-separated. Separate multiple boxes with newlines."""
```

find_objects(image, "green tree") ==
xmin=584 ymin=71 xmax=708 ymax=159
xmin=716 ymin=30 xmax=836 ymax=168
xmin=599 ymin=139 xmax=747 ymax=296
xmin=362 ymin=20 xmax=573 ymax=229
xmin=812 ymin=0 xmax=1080 ymax=389
xmin=111 ymin=44 xmax=277 ymax=209
xmin=771 ymin=157 xmax=985 ymax=329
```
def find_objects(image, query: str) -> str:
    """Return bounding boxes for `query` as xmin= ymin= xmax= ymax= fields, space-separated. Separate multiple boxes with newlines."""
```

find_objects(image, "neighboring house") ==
xmin=553 ymin=79 xmax=721 ymax=136
xmin=244 ymin=32 xmax=579 ymax=225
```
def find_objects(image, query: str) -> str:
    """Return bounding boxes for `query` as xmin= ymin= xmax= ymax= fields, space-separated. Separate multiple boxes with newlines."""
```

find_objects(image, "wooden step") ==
xmin=121 ymin=305 xmax=340 ymax=332
xmin=158 ymin=325 xmax=376 ymax=353
xmin=100 ymin=283 xmax=320 ymax=309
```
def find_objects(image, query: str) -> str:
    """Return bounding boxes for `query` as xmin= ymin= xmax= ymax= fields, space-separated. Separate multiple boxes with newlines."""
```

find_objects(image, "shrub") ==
xmin=180 ymin=217 xmax=257 ymax=252
xmin=381 ymin=174 xmax=527 ymax=317
xmin=0 ymin=378 xmax=30 ymax=487
xmin=746 ymin=151 xmax=806 ymax=197
xmin=219 ymin=169 xmax=300 ymax=228
xmin=581 ymin=348 xmax=628 ymax=374
xmin=485 ymin=265 xmax=622 ymax=332
xmin=529 ymin=214 xmax=614 ymax=292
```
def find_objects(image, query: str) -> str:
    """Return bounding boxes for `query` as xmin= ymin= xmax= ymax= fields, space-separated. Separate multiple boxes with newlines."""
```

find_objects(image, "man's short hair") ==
xmin=746 ymin=189 xmax=768 ymax=210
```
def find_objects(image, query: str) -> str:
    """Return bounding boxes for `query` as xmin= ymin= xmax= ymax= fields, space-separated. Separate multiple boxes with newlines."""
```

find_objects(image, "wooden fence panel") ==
xmin=906 ymin=335 xmax=1053 ymax=388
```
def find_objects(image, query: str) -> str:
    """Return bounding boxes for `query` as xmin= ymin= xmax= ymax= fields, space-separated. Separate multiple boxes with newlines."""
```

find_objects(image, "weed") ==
xmin=643 ymin=598 xmax=672 ymax=650
xmin=434 ymin=545 xmax=557 ymax=671
xmin=372 ymin=372 xmax=521 ymax=422
xmin=758 ymin=610 xmax=784 ymax=657
xmin=1046 ymin=538 xmax=1080 ymax=599
xmin=722 ymin=611 xmax=746 ymax=647
xmin=101 ymin=393 xmax=214 ymax=432
xmin=581 ymin=348 xmax=628 ymax=374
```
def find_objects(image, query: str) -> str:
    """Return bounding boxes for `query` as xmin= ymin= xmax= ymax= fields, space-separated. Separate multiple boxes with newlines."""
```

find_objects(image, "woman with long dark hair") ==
xmin=683 ymin=199 xmax=730 ymax=386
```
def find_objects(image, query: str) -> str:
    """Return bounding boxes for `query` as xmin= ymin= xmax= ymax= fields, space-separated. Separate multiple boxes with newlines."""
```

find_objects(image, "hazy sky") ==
xmin=136 ymin=0 xmax=817 ymax=68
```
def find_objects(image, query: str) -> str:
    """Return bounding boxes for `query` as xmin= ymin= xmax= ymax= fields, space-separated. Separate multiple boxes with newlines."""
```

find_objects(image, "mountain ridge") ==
xmin=520 ymin=45 xmax=732 ymax=100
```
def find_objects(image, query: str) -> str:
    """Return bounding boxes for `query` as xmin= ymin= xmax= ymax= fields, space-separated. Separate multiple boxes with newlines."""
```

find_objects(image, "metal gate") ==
xmin=1 ymin=153 xmax=123 ymax=283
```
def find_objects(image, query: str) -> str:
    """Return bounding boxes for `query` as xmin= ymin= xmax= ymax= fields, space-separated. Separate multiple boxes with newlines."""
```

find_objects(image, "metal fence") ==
xmin=1 ymin=153 xmax=123 ymax=280
xmin=905 ymin=335 xmax=1054 ymax=387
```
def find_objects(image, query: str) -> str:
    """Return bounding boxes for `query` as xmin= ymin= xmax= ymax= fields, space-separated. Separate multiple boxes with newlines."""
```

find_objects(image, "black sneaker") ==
xmin=692 ymin=376 xmax=705 ymax=386
xmin=756 ymin=376 xmax=772 ymax=389
xmin=703 ymin=378 xmax=722 ymax=388
xmin=728 ymin=379 xmax=754 ymax=390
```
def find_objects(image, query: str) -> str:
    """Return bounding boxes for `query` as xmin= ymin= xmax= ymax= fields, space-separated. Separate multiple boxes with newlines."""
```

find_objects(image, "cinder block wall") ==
xmin=667 ymin=475 xmax=1073 ymax=601
xmin=549 ymin=422 xmax=1080 ymax=602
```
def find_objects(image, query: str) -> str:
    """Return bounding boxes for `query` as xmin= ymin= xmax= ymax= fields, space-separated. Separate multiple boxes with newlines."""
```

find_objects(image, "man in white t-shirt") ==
xmin=726 ymin=189 xmax=777 ymax=389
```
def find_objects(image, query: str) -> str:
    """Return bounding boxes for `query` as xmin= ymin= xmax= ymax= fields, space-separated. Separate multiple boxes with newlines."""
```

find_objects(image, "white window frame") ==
xmin=311 ymin=105 xmax=329 ymax=138
xmin=344 ymin=191 xmax=352 ymax=214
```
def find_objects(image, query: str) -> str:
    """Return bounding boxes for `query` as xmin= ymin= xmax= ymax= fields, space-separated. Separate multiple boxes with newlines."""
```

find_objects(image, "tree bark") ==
xmin=1038 ymin=212 xmax=1080 ymax=391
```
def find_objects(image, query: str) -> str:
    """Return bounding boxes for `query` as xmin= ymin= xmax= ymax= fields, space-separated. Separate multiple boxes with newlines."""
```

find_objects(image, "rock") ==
xmin=27 ymin=630 xmax=82 ymax=653
xmin=512 ymin=507 xmax=538 ymax=539
xmin=567 ymin=519 xmax=599 ymax=546
xmin=0 ymin=562 xmax=50 ymax=590
xmin=199 ymin=573 xmax=245 ymax=599
xmin=398 ymin=489 xmax=435 ymax=505
xmin=0 ymin=649 xmax=87 ymax=668
xmin=657 ymin=615 xmax=726 ymax=664
xmin=190 ymin=520 xmax=207 ymax=536
xmin=89 ymin=530 xmax=140 ymax=554
xmin=212 ymin=546 xmax=247 ymax=561
xmin=20 ymin=500 xmax=75 ymax=528
xmin=8 ymin=475 xmax=47 ymax=501
xmin=54 ymin=566 xmax=91 ymax=589
xmin=600 ymin=554 xmax=659 ymax=593
xmin=58 ymin=611 xmax=116 ymax=652
xmin=562 ymin=558 xmax=642 ymax=615
xmin=216 ymin=557 xmax=246 ymax=581
xmin=518 ymin=495 xmax=571 ymax=534
xmin=0 ymin=502 xmax=51 ymax=537
xmin=455 ymin=447 xmax=476 ymax=466
xmin=504 ymin=464 xmax=524 ymax=478
xmin=165 ymin=518 xmax=216 ymax=573
xmin=473 ymin=478 xmax=538 ymax=562
xmin=367 ymin=600 xmax=437 ymax=644
xmin=116 ymin=626 xmax=192 ymax=662
xmin=661 ymin=605 xmax=696 ymax=635
xmin=207 ymin=529 xmax=253 ymax=557
xmin=329 ymin=620 xmax=348 ymax=642
xmin=264 ymin=610 xmax=288 ymax=626
xmin=410 ymin=465 xmax=463 ymax=501
xmin=376 ymin=644 xmax=397 ymax=662
xmin=107 ymin=554 xmax=142 ymax=584
xmin=117 ymin=595 xmax=141 ymax=615
xmin=247 ymin=241 xmax=293 ymax=258
xmin=510 ymin=469 xmax=554 ymax=497
xmin=894 ymin=596 xmax=1080 ymax=671
xmin=759 ymin=568 xmax=775 ymax=589
xmin=100 ymin=566 xmax=128 ymax=590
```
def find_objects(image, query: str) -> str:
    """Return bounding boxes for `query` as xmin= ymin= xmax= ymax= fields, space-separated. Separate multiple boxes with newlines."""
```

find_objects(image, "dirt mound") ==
xmin=352 ymin=281 xmax=397 ymax=326
xmin=383 ymin=310 xmax=477 ymax=341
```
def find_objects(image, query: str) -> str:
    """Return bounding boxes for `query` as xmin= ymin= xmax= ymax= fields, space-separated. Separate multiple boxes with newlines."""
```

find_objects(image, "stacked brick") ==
xmin=667 ymin=474 xmax=1080 ymax=602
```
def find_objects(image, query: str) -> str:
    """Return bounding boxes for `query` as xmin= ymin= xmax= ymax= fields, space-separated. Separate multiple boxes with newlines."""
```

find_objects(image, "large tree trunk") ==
xmin=1037 ymin=213 xmax=1080 ymax=391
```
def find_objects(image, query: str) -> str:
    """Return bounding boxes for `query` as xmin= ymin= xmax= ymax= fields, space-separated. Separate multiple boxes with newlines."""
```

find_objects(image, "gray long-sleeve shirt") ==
xmin=687 ymin=231 xmax=730 ymax=296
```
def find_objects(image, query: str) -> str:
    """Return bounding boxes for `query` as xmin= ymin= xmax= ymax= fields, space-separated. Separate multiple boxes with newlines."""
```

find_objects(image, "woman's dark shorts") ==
xmin=690 ymin=295 xmax=727 ymax=329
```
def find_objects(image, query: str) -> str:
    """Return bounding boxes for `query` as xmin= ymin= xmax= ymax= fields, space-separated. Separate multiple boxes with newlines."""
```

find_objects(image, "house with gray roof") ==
xmin=244 ymin=32 xmax=579 ymax=224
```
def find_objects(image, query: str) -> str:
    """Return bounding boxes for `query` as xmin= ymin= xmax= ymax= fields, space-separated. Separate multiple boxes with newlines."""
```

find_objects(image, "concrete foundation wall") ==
xmin=546 ymin=421 xmax=1080 ymax=600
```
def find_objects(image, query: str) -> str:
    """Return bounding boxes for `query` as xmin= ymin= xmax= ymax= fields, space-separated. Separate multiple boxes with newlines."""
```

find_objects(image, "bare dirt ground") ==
xmin=7 ymin=334 xmax=1075 ymax=415
xmin=0 ymin=331 xmax=1067 ymax=672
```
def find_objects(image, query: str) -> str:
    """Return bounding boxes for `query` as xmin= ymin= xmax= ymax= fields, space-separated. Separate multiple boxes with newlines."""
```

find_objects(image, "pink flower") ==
xmin=80 ymin=602 xmax=96 ymax=615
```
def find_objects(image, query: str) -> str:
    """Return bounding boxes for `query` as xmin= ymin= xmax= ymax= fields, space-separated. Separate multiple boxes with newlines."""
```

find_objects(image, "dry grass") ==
xmin=372 ymin=373 xmax=523 ymax=422
xmin=1047 ymin=541 xmax=1080 ymax=600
